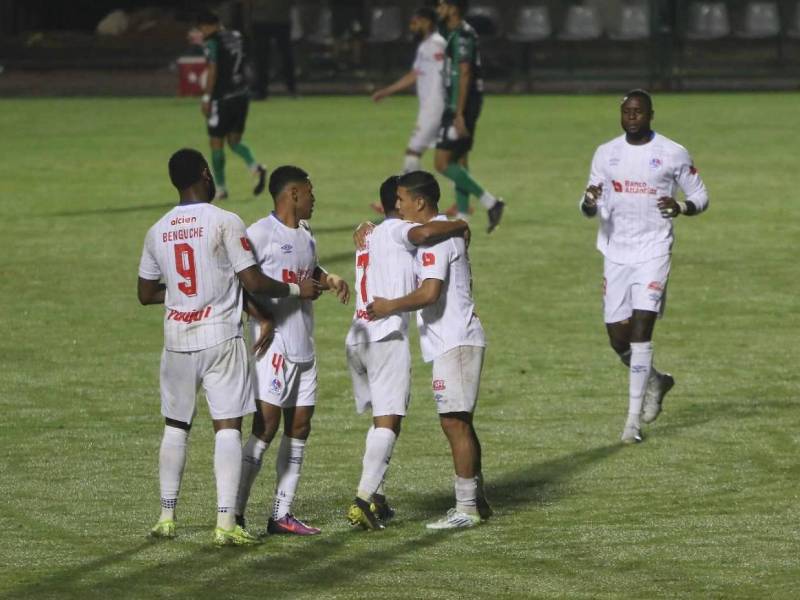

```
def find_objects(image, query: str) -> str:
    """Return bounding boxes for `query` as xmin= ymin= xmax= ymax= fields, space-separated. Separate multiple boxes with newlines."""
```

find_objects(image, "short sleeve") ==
xmin=456 ymin=33 xmax=475 ymax=64
xmin=138 ymin=228 xmax=161 ymax=280
xmin=222 ymin=213 xmax=257 ymax=273
xmin=390 ymin=221 xmax=418 ymax=252
xmin=416 ymin=242 xmax=450 ymax=282
xmin=204 ymin=38 xmax=218 ymax=63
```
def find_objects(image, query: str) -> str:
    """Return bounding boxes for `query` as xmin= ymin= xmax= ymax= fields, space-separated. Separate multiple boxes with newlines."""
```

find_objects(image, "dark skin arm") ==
xmin=407 ymin=219 xmax=470 ymax=247
xmin=454 ymin=63 xmax=471 ymax=137
xmin=237 ymin=265 xmax=321 ymax=300
xmin=244 ymin=292 xmax=275 ymax=358
xmin=201 ymin=62 xmax=217 ymax=117
xmin=138 ymin=278 xmax=166 ymax=305
xmin=367 ymin=278 xmax=443 ymax=319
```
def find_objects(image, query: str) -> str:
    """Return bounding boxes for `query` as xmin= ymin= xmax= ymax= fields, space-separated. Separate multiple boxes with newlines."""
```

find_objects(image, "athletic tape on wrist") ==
xmin=288 ymin=283 xmax=300 ymax=297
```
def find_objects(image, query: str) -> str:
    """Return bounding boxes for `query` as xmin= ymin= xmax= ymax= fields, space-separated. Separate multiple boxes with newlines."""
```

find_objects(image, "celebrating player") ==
xmin=138 ymin=149 xmax=319 ymax=546
xmin=367 ymin=171 xmax=491 ymax=530
xmin=371 ymin=7 xmax=446 ymax=175
xmin=235 ymin=166 xmax=349 ymax=536
xmin=345 ymin=175 xmax=469 ymax=530
xmin=196 ymin=11 xmax=267 ymax=200
xmin=580 ymin=89 xmax=709 ymax=444
xmin=433 ymin=0 xmax=504 ymax=231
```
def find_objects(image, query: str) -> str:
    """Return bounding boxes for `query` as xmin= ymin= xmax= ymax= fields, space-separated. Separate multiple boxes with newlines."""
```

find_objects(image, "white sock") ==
xmin=357 ymin=426 xmax=397 ymax=502
xmin=236 ymin=435 xmax=269 ymax=516
xmin=403 ymin=154 xmax=421 ymax=173
xmin=158 ymin=425 xmax=189 ymax=521
xmin=456 ymin=212 xmax=470 ymax=222
xmin=454 ymin=476 xmax=479 ymax=515
xmin=479 ymin=191 xmax=497 ymax=210
xmin=273 ymin=436 xmax=306 ymax=520
xmin=214 ymin=429 xmax=242 ymax=530
xmin=628 ymin=341 xmax=654 ymax=427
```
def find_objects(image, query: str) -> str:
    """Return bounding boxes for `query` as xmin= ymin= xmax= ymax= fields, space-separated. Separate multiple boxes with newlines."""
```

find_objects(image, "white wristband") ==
xmin=287 ymin=283 xmax=300 ymax=297
xmin=677 ymin=201 xmax=688 ymax=215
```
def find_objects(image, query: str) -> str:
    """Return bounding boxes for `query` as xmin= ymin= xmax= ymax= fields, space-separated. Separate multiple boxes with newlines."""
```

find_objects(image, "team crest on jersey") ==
xmin=281 ymin=244 xmax=293 ymax=254
xmin=270 ymin=378 xmax=283 ymax=394
xmin=647 ymin=281 xmax=663 ymax=291
xmin=433 ymin=379 xmax=446 ymax=391
xmin=240 ymin=237 xmax=252 ymax=251
xmin=422 ymin=252 xmax=436 ymax=266
xmin=649 ymin=158 xmax=662 ymax=169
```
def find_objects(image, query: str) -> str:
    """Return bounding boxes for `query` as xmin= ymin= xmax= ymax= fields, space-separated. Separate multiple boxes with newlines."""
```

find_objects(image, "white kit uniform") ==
xmin=138 ymin=203 xmax=257 ymax=423
xmin=415 ymin=216 xmax=486 ymax=414
xmin=408 ymin=32 xmax=446 ymax=154
xmin=582 ymin=132 xmax=709 ymax=323
xmin=346 ymin=218 xmax=417 ymax=416
xmin=247 ymin=213 xmax=318 ymax=407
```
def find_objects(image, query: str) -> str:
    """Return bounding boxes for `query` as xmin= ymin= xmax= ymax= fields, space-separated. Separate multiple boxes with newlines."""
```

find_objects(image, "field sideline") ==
xmin=0 ymin=94 xmax=798 ymax=599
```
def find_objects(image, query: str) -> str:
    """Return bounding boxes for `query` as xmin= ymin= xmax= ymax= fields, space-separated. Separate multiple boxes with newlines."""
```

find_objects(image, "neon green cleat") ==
xmin=213 ymin=525 xmax=262 ymax=547
xmin=150 ymin=519 xmax=176 ymax=539
xmin=347 ymin=498 xmax=385 ymax=531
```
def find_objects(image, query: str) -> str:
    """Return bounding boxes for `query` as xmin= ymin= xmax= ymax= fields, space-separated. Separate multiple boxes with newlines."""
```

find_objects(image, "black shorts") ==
xmin=207 ymin=94 xmax=249 ymax=138
xmin=436 ymin=101 xmax=482 ymax=157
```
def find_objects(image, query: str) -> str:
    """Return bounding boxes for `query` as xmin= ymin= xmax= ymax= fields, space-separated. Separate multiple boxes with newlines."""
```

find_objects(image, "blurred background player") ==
xmin=371 ymin=7 xmax=445 ymax=177
xmin=197 ymin=11 xmax=267 ymax=200
xmin=346 ymin=175 xmax=469 ymax=530
xmin=434 ymin=0 xmax=504 ymax=232
xmin=235 ymin=166 xmax=349 ymax=536
xmin=137 ymin=148 xmax=318 ymax=546
xmin=245 ymin=0 xmax=297 ymax=100
xmin=367 ymin=171 xmax=491 ymax=529
xmin=580 ymin=89 xmax=709 ymax=444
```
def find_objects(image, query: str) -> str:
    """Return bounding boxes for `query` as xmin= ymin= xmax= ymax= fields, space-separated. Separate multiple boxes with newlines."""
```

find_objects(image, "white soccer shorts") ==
xmin=253 ymin=333 xmax=317 ymax=408
xmin=603 ymin=254 xmax=671 ymax=324
xmin=431 ymin=345 xmax=485 ymax=414
xmin=160 ymin=336 xmax=255 ymax=423
xmin=407 ymin=108 xmax=443 ymax=154
xmin=346 ymin=333 xmax=411 ymax=417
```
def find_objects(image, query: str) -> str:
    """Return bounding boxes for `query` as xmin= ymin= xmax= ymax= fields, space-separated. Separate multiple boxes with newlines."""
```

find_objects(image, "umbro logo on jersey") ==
xmin=281 ymin=244 xmax=293 ymax=254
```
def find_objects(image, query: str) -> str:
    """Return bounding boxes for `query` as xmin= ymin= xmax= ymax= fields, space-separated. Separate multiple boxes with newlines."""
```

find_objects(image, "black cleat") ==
xmin=486 ymin=199 xmax=505 ymax=233
xmin=253 ymin=165 xmax=268 ymax=196
xmin=347 ymin=497 xmax=385 ymax=531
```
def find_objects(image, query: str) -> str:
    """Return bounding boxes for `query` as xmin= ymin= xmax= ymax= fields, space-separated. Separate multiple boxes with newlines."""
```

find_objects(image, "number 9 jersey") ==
xmin=138 ymin=203 xmax=256 ymax=352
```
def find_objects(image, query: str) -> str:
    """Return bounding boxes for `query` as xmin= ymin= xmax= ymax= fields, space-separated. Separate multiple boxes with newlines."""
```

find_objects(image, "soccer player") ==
xmin=580 ymin=89 xmax=709 ymax=444
xmin=235 ymin=166 xmax=350 ymax=535
xmin=138 ymin=148 xmax=320 ymax=546
xmin=371 ymin=7 xmax=446 ymax=175
xmin=345 ymin=175 xmax=470 ymax=530
xmin=367 ymin=171 xmax=491 ymax=529
xmin=434 ymin=0 xmax=504 ymax=232
xmin=197 ymin=11 xmax=267 ymax=200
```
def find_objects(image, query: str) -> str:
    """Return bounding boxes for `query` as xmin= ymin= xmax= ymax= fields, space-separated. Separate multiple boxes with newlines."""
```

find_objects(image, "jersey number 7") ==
xmin=357 ymin=252 xmax=369 ymax=303
xmin=174 ymin=243 xmax=197 ymax=297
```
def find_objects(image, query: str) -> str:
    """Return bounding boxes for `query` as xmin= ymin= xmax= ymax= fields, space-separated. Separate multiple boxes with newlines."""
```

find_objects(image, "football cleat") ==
xmin=373 ymin=500 xmax=396 ymax=524
xmin=486 ymin=199 xmax=505 ymax=233
xmin=347 ymin=498 xmax=385 ymax=531
xmin=253 ymin=165 xmax=268 ymax=196
xmin=476 ymin=497 xmax=494 ymax=521
xmin=267 ymin=514 xmax=321 ymax=536
xmin=621 ymin=424 xmax=643 ymax=444
xmin=642 ymin=373 xmax=675 ymax=424
xmin=212 ymin=525 xmax=261 ymax=547
xmin=426 ymin=508 xmax=481 ymax=530
xmin=149 ymin=518 xmax=176 ymax=539
xmin=235 ymin=514 xmax=246 ymax=529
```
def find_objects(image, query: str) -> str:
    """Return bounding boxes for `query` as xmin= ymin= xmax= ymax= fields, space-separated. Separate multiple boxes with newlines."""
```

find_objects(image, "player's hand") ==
xmin=298 ymin=278 xmax=323 ymax=300
xmin=454 ymin=112 xmax=470 ymax=138
xmin=353 ymin=221 xmax=375 ymax=250
xmin=657 ymin=196 xmax=680 ymax=219
xmin=458 ymin=221 xmax=471 ymax=248
xmin=583 ymin=183 xmax=603 ymax=209
xmin=326 ymin=273 xmax=350 ymax=304
xmin=366 ymin=297 xmax=393 ymax=320
xmin=201 ymin=101 xmax=210 ymax=118
xmin=372 ymin=89 xmax=389 ymax=102
xmin=252 ymin=318 xmax=275 ymax=359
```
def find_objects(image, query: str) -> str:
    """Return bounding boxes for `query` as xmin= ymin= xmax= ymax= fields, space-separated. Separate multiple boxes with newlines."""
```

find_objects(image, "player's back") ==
xmin=205 ymin=29 xmax=248 ymax=99
xmin=414 ymin=33 xmax=446 ymax=110
xmin=141 ymin=203 xmax=254 ymax=352
xmin=346 ymin=218 xmax=417 ymax=345
xmin=443 ymin=22 xmax=483 ymax=108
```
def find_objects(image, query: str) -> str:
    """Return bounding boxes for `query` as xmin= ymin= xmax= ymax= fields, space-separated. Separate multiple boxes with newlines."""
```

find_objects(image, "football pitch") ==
xmin=1 ymin=93 xmax=798 ymax=599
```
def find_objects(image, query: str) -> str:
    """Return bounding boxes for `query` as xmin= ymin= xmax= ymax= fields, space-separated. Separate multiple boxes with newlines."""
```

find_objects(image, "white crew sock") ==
xmin=403 ymin=154 xmax=421 ymax=173
xmin=158 ymin=425 xmax=189 ymax=521
xmin=356 ymin=426 xmax=397 ymax=502
xmin=454 ymin=476 xmax=479 ymax=515
xmin=273 ymin=436 xmax=306 ymax=520
xmin=456 ymin=211 xmax=471 ymax=222
xmin=236 ymin=435 xmax=269 ymax=516
xmin=628 ymin=341 xmax=654 ymax=428
xmin=479 ymin=191 xmax=497 ymax=210
xmin=214 ymin=428 xmax=242 ymax=530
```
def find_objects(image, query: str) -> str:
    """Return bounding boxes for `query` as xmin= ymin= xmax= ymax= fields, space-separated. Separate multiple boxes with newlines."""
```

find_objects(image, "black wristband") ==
xmin=684 ymin=200 xmax=698 ymax=216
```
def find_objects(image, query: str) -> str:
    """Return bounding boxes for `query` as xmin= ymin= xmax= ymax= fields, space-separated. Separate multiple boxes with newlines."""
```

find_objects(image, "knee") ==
xmin=440 ymin=415 xmax=469 ymax=437
xmin=288 ymin=421 xmax=311 ymax=440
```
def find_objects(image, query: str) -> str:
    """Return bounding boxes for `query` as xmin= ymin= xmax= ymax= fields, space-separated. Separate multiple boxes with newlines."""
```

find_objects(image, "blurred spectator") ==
xmin=246 ymin=0 xmax=296 ymax=99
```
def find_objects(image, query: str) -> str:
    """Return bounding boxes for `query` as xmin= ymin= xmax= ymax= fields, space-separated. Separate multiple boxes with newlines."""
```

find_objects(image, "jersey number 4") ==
xmin=174 ymin=243 xmax=197 ymax=297
xmin=357 ymin=252 xmax=369 ymax=303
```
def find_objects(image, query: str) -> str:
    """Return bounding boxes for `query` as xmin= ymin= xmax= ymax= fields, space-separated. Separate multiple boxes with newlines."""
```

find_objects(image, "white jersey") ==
xmin=246 ymin=213 xmax=317 ymax=363
xmin=413 ymin=32 xmax=446 ymax=117
xmin=138 ymin=203 xmax=256 ymax=352
xmin=583 ymin=132 xmax=708 ymax=264
xmin=346 ymin=218 xmax=418 ymax=346
xmin=415 ymin=215 xmax=485 ymax=362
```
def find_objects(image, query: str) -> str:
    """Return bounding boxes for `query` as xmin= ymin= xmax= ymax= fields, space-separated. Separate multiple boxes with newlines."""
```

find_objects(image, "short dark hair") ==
xmin=622 ymin=88 xmax=653 ymax=112
xmin=196 ymin=10 xmax=220 ymax=26
xmin=397 ymin=170 xmax=440 ymax=209
xmin=414 ymin=6 xmax=437 ymax=22
xmin=269 ymin=165 xmax=310 ymax=199
xmin=442 ymin=0 xmax=468 ymax=15
xmin=379 ymin=175 xmax=400 ymax=214
xmin=168 ymin=148 xmax=208 ymax=191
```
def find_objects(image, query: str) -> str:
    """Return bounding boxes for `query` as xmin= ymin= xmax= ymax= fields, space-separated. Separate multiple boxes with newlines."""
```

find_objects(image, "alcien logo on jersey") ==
xmin=612 ymin=179 xmax=657 ymax=195
xmin=167 ymin=306 xmax=212 ymax=323
xmin=170 ymin=216 xmax=197 ymax=226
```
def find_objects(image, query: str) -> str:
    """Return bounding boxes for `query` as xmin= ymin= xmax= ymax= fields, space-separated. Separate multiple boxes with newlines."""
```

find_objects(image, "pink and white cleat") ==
xmin=267 ymin=514 xmax=321 ymax=536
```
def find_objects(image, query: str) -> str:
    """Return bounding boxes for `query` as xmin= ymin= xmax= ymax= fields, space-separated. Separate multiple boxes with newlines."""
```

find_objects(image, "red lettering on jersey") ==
xmin=612 ymin=180 xmax=623 ymax=193
xmin=357 ymin=252 xmax=369 ymax=303
xmin=166 ymin=306 xmax=213 ymax=323
xmin=422 ymin=252 xmax=435 ymax=267
xmin=282 ymin=269 xmax=298 ymax=284
xmin=272 ymin=353 xmax=284 ymax=374
xmin=240 ymin=237 xmax=252 ymax=251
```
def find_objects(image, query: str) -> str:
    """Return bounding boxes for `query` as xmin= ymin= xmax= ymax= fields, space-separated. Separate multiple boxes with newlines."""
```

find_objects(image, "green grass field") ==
xmin=1 ymin=93 xmax=798 ymax=599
